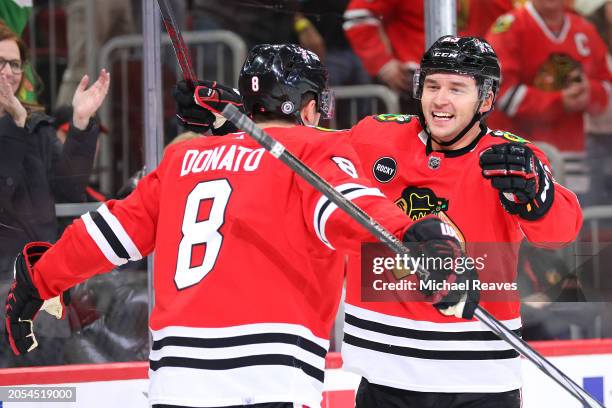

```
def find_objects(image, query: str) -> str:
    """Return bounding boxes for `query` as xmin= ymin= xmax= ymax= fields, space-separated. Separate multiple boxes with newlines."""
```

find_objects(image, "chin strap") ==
xmin=418 ymin=89 xmax=503 ymax=149
xmin=419 ymin=98 xmax=485 ymax=147
xmin=435 ymin=112 xmax=482 ymax=147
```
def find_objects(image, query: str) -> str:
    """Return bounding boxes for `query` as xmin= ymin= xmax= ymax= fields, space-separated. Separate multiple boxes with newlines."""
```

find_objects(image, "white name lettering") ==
xmin=180 ymin=146 xmax=266 ymax=176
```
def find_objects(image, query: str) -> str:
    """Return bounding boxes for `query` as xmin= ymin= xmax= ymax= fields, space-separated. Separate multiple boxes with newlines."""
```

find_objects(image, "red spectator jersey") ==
xmin=343 ymin=0 xmax=424 ymax=76
xmin=342 ymin=0 xmax=516 ymax=77
xmin=31 ymin=126 xmax=413 ymax=407
xmin=486 ymin=3 xmax=612 ymax=152
xmin=458 ymin=0 xmax=515 ymax=37
xmin=341 ymin=115 xmax=582 ymax=392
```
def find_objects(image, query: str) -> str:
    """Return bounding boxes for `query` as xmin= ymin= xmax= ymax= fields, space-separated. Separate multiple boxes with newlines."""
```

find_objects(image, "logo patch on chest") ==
xmin=428 ymin=155 xmax=442 ymax=170
xmin=395 ymin=187 xmax=449 ymax=221
xmin=372 ymin=157 xmax=397 ymax=183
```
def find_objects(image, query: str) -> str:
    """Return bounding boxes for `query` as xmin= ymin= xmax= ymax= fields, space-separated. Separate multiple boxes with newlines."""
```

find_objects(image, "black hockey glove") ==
xmin=172 ymin=80 xmax=244 ymax=135
xmin=5 ymin=242 xmax=70 ymax=355
xmin=480 ymin=142 xmax=554 ymax=221
xmin=403 ymin=217 xmax=479 ymax=319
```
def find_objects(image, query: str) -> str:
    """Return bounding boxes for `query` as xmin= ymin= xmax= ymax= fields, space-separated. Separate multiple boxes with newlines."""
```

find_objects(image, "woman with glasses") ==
xmin=0 ymin=21 xmax=109 ymax=367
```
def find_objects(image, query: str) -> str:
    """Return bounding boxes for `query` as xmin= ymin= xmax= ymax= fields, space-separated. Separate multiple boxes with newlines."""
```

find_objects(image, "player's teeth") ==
xmin=433 ymin=112 xmax=452 ymax=118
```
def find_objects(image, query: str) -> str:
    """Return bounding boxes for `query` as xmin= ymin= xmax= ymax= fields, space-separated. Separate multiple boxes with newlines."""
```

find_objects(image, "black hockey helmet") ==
xmin=238 ymin=44 xmax=334 ymax=121
xmin=413 ymin=35 xmax=501 ymax=102
xmin=414 ymin=36 xmax=501 ymax=147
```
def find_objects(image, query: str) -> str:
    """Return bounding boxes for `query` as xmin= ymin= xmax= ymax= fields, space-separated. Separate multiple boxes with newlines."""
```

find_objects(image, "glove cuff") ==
xmin=15 ymin=242 xmax=52 ymax=298
xmin=500 ymin=160 xmax=555 ymax=221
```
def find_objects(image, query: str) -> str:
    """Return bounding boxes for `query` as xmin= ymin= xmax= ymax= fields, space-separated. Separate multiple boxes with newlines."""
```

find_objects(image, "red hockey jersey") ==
xmin=31 ymin=126 xmax=413 ymax=407
xmin=486 ymin=3 xmax=612 ymax=152
xmin=341 ymin=115 xmax=582 ymax=392
xmin=343 ymin=0 xmax=424 ymax=76
xmin=458 ymin=0 xmax=516 ymax=37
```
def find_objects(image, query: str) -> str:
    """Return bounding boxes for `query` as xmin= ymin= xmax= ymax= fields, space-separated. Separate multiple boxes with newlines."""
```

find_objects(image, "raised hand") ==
xmin=0 ymin=74 xmax=27 ymax=127
xmin=480 ymin=142 xmax=554 ymax=220
xmin=72 ymin=69 xmax=111 ymax=130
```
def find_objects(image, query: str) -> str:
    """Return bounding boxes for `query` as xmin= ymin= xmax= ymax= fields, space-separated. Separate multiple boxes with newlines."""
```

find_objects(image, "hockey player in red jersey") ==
xmin=176 ymin=35 xmax=582 ymax=407
xmin=339 ymin=36 xmax=582 ymax=408
xmin=485 ymin=0 xmax=612 ymax=153
xmin=4 ymin=44 xmax=474 ymax=408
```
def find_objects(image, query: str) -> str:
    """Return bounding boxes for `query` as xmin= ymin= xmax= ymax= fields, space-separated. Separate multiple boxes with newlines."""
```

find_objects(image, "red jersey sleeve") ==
xmin=582 ymin=24 xmax=612 ymax=115
xmin=518 ymin=143 xmax=583 ymax=247
xmin=343 ymin=0 xmax=398 ymax=76
xmin=297 ymin=131 xmax=412 ymax=253
xmin=486 ymin=14 xmax=566 ymax=125
xmin=32 ymin=149 xmax=168 ymax=299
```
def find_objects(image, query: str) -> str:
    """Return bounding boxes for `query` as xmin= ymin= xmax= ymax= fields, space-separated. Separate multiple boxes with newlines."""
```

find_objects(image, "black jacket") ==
xmin=0 ymin=112 xmax=99 ymax=258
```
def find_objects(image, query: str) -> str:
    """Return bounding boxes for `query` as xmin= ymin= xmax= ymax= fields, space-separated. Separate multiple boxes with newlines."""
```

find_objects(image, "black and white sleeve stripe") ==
xmin=343 ymin=9 xmax=381 ymax=30
xmin=497 ymin=84 xmax=527 ymax=118
xmin=81 ymin=204 xmax=143 ymax=265
xmin=313 ymin=183 xmax=385 ymax=249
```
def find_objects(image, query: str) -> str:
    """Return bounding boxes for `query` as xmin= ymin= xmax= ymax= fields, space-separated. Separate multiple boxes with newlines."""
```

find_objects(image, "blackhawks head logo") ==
xmin=395 ymin=187 xmax=449 ymax=220
xmin=395 ymin=186 xmax=465 ymax=245
xmin=534 ymin=53 xmax=582 ymax=91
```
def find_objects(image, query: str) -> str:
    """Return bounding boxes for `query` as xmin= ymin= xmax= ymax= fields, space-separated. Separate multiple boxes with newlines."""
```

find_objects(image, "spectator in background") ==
xmin=300 ymin=0 xmax=372 ymax=128
xmin=300 ymin=1 xmax=370 ymax=87
xmin=0 ymin=21 xmax=109 ymax=367
xmin=573 ymin=0 xmax=612 ymax=206
xmin=52 ymin=105 xmax=108 ymax=203
xmin=458 ymin=0 xmax=518 ymax=37
xmin=343 ymin=0 xmax=517 ymax=113
xmin=486 ymin=0 xmax=612 ymax=195
xmin=343 ymin=0 xmax=423 ymax=113
xmin=56 ymin=0 xmax=133 ymax=107
xmin=0 ymin=1 xmax=39 ymax=106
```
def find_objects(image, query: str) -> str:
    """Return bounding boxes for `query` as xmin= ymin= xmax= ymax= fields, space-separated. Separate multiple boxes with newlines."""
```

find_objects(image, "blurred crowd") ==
xmin=1 ymin=0 xmax=611 ymax=367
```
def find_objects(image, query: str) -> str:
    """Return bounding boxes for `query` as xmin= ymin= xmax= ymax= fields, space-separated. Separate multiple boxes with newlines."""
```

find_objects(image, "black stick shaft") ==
xmin=222 ymin=104 xmax=604 ymax=408
xmin=156 ymin=0 xmax=196 ymax=87
xmin=473 ymin=307 xmax=603 ymax=407
xmin=222 ymin=104 xmax=411 ymax=258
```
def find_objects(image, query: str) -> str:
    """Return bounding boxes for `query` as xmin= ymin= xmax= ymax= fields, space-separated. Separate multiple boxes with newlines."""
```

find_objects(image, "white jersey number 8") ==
xmin=175 ymin=179 xmax=232 ymax=289
xmin=251 ymin=76 xmax=259 ymax=92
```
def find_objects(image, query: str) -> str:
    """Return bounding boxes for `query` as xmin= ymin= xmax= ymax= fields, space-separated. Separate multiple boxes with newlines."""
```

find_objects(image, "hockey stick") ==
xmin=155 ymin=2 xmax=603 ymax=406
xmin=156 ymin=0 xmax=196 ymax=88
xmin=221 ymin=104 xmax=604 ymax=408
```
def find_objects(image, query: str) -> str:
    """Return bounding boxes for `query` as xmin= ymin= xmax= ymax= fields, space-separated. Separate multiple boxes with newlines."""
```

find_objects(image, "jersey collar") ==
xmin=425 ymin=122 xmax=488 ymax=158
xmin=526 ymin=1 xmax=570 ymax=43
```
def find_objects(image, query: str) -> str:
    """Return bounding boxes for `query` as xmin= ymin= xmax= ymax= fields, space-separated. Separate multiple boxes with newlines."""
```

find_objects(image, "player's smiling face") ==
xmin=421 ymin=73 xmax=480 ymax=143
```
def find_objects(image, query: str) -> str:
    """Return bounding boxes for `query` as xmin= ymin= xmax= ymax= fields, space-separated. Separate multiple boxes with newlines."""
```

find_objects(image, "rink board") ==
xmin=0 ymin=339 xmax=610 ymax=407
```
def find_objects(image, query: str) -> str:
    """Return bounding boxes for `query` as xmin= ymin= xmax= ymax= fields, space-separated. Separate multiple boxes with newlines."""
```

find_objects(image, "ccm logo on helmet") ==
xmin=432 ymin=51 xmax=458 ymax=58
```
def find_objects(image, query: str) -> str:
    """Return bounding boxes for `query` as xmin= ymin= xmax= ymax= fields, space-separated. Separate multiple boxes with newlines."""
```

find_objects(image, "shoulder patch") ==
xmin=491 ymin=14 xmax=515 ymax=34
xmin=490 ymin=130 xmax=530 ymax=144
xmin=372 ymin=114 xmax=414 ymax=124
